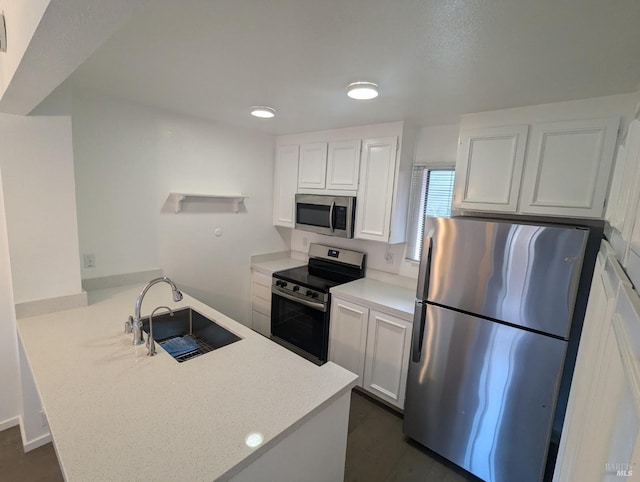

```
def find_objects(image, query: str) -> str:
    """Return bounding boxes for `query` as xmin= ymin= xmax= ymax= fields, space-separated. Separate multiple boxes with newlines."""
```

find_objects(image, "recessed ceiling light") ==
xmin=250 ymin=106 xmax=276 ymax=118
xmin=347 ymin=82 xmax=379 ymax=100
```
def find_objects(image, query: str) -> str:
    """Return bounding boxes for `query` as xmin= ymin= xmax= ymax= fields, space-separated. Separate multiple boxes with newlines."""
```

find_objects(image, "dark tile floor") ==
xmin=346 ymin=390 xmax=476 ymax=482
xmin=0 ymin=390 xmax=474 ymax=481
xmin=0 ymin=426 xmax=63 ymax=482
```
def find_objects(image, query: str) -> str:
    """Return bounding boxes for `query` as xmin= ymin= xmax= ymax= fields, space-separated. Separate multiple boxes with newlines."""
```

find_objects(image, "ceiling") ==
xmin=66 ymin=0 xmax=640 ymax=135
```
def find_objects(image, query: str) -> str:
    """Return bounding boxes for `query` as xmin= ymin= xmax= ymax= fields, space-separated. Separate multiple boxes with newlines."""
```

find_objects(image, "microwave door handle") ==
xmin=329 ymin=201 xmax=335 ymax=232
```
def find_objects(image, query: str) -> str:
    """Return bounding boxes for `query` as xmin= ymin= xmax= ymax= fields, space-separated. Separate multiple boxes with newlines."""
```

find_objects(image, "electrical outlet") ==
xmin=302 ymin=237 xmax=308 ymax=248
xmin=83 ymin=253 xmax=96 ymax=269
xmin=384 ymin=247 xmax=394 ymax=264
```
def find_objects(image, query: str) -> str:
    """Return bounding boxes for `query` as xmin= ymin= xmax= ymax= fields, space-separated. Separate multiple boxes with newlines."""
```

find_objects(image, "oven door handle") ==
xmin=272 ymin=287 xmax=327 ymax=312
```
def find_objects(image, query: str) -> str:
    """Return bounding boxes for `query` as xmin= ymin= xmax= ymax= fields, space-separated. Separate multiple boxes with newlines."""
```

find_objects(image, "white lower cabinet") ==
xmin=554 ymin=244 xmax=640 ymax=482
xmin=362 ymin=310 xmax=412 ymax=408
xmin=251 ymin=269 xmax=272 ymax=337
xmin=329 ymin=299 xmax=368 ymax=383
xmin=329 ymin=296 xmax=412 ymax=410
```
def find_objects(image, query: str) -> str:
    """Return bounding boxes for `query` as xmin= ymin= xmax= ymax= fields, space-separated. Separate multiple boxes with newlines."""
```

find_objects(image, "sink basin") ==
xmin=140 ymin=307 xmax=241 ymax=362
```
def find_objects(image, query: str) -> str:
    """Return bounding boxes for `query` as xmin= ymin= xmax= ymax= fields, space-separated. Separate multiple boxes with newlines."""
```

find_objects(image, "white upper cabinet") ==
xmin=519 ymin=117 xmax=619 ymax=217
xmin=455 ymin=116 xmax=619 ymax=218
xmin=326 ymin=140 xmax=361 ymax=191
xmin=273 ymin=144 xmax=299 ymax=227
xmin=297 ymin=142 xmax=328 ymax=190
xmin=274 ymin=121 xmax=415 ymax=241
xmin=355 ymin=137 xmax=398 ymax=242
xmin=454 ymin=125 xmax=528 ymax=212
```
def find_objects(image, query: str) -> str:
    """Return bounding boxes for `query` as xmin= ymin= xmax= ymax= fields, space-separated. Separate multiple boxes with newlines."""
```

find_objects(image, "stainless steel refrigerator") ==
xmin=403 ymin=216 xmax=589 ymax=482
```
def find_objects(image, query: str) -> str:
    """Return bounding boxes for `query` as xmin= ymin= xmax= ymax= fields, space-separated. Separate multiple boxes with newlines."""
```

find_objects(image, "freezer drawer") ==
xmin=404 ymin=304 xmax=566 ymax=482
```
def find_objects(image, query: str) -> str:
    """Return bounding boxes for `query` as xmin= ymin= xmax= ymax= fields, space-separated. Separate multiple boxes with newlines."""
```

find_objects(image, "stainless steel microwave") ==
xmin=295 ymin=194 xmax=356 ymax=238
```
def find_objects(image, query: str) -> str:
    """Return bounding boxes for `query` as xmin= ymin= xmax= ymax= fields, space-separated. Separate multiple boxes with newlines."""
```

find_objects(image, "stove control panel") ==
xmin=272 ymin=278 xmax=328 ymax=304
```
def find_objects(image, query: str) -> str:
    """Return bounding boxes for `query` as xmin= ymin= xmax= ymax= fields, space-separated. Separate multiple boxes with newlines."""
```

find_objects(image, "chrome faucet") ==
xmin=146 ymin=306 xmax=173 ymax=356
xmin=127 ymin=277 xmax=183 ymax=346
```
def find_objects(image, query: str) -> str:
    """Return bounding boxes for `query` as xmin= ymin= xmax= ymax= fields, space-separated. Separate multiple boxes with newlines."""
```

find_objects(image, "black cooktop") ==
xmin=273 ymin=264 xmax=361 ymax=293
xmin=273 ymin=266 xmax=344 ymax=293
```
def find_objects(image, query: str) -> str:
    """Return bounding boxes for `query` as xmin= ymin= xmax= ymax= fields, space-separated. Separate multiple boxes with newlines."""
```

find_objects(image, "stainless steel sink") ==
xmin=140 ymin=307 xmax=241 ymax=362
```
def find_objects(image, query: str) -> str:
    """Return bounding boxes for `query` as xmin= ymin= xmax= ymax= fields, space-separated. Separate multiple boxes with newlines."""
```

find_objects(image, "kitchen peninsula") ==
xmin=17 ymin=284 xmax=358 ymax=481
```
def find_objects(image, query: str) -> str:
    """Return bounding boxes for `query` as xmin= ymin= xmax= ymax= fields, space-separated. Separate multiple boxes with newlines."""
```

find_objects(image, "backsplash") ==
xmin=289 ymin=229 xmax=419 ymax=282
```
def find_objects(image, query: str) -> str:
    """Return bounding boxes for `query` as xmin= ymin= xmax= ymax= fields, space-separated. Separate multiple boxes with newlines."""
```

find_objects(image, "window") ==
xmin=405 ymin=166 xmax=455 ymax=261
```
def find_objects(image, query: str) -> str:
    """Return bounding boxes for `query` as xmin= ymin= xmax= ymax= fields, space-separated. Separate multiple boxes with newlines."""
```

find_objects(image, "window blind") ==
xmin=405 ymin=167 xmax=455 ymax=261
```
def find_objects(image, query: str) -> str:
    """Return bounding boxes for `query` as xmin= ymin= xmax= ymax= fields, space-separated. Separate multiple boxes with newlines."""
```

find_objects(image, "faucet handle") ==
xmin=124 ymin=315 xmax=134 ymax=334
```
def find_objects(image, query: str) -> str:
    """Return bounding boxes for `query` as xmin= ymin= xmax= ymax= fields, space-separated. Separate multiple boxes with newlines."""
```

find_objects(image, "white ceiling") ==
xmin=67 ymin=0 xmax=640 ymax=135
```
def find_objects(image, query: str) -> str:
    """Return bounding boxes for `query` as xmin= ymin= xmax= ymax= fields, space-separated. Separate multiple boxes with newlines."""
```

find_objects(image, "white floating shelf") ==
xmin=167 ymin=193 xmax=248 ymax=213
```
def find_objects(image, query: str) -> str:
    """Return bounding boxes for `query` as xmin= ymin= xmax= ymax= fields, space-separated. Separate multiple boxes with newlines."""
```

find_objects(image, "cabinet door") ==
xmin=329 ymin=298 xmax=369 ymax=386
xmin=622 ymin=119 xmax=640 ymax=288
xmin=554 ymin=254 xmax=611 ymax=481
xmin=355 ymin=137 xmax=398 ymax=242
xmin=605 ymin=143 xmax=627 ymax=231
xmin=326 ymin=139 xmax=361 ymax=190
xmin=453 ymin=125 xmax=528 ymax=213
xmin=298 ymin=142 xmax=328 ymax=189
xmin=363 ymin=310 xmax=412 ymax=409
xmin=519 ymin=117 xmax=619 ymax=218
xmin=571 ymin=285 xmax=640 ymax=482
xmin=620 ymin=120 xmax=640 ymax=242
xmin=273 ymin=145 xmax=299 ymax=227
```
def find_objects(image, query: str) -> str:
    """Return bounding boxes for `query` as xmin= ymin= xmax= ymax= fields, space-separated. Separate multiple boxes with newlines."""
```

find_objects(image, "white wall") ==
xmin=0 ymin=168 xmax=20 ymax=431
xmin=0 ymin=0 xmax=50 ymax=95
xmin=71 ymin=90 xmax=288 ymax=324
xmin=0 ymin=113 xmax=83 ymax=303
xmin=0 ymin=0 xmax=150 ymax=114
xmin=414 ymin=123 xmax=459 ymax=164
xmin=460 ymin=92 xmax=638 ymax=131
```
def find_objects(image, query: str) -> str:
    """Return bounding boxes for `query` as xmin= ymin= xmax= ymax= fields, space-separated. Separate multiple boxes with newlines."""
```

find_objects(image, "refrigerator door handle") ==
xmin=415 ymin=236 xmax=432 ymax=299
xmin=411 ymin=300 xmax=427 ymax=363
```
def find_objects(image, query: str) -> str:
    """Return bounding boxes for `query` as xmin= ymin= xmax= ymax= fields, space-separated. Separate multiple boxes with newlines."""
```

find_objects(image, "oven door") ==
xmin=271 ymin=287 xmax=329 ymax=365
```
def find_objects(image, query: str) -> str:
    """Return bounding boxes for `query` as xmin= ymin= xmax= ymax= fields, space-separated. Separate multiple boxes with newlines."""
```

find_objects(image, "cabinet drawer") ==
xmin=252 ymin=270 xmax=272 ymax=287
xmin=252 ymin=310 xmax=271 ymax=337
xmin=252 ymin=299 xmax=271 ymax=317
xmin=252 ymin=280 xmax=271 ymax=303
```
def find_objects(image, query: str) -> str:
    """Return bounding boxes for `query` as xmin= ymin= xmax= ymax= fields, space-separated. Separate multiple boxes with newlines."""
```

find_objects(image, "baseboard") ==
xmin=82 ymin=269 xmax=163 ymax=292
xmin=0 ymin=415 xmax=19 ymax=432
xmin=15 ymin=291 xmax=88 ymax=319
xmin=18 ymin=416 xmax=51 ymax=452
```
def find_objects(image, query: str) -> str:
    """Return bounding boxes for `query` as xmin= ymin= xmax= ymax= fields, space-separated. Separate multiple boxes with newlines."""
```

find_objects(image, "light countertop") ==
xmin=17 ymin=284 xmax=357 ymax=481
xmin=330 ymin=278 xmax=416 ymax=320
xmin=251 ymin=256 xmax=306 ymax=275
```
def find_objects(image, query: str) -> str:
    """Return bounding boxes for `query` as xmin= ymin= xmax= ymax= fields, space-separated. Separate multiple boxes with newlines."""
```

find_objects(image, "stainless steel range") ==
xmin=271 ymin=244 xmax=366 ymax=365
